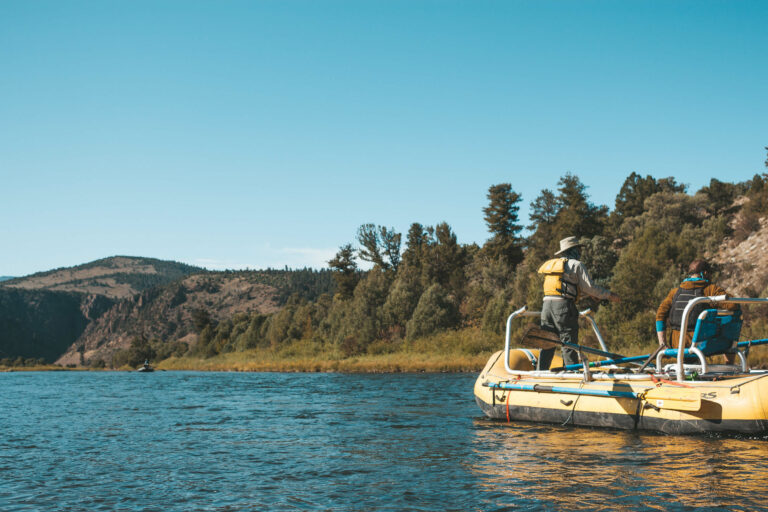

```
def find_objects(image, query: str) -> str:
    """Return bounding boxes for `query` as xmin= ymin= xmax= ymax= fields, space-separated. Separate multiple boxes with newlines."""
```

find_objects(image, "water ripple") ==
xmin=2 ymin=372 xmax=768 ymax=510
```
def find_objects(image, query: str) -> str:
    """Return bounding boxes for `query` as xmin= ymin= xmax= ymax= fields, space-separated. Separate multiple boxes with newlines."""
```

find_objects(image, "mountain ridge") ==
xmin=0 ymin=256 xmax=336 ymax=365
xmin=2 ymin=256 xmax=204 ymax=299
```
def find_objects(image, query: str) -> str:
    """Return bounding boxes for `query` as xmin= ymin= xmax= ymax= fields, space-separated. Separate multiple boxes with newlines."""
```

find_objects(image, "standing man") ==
xmin=656 ymin=259 xmax=737 ymax=361
xmin=538 ymin=236 xmax=620 ymax=366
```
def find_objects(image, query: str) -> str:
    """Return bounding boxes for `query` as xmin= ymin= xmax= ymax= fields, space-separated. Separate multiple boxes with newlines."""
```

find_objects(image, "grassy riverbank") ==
xmin=158 ymin=327 xmax=495 ymax=372
xmin=5 ymin=323 xmax=768 ymax=371
xmin=0 ymin=365 xmax=85 ymax=372
xmin=156 ymin=352 xmax=489 ymax=372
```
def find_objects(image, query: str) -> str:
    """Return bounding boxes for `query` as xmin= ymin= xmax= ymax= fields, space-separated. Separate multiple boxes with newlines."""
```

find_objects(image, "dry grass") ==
xmin=156 ymin=326 xmax=497 ymax=372
xmin=157 ymin=350 xmax=489 ymax=373
xmin=0 ymin=365 xmax=85 ymax=372
xmin=16 ymin=324 xmax=768 ymax=373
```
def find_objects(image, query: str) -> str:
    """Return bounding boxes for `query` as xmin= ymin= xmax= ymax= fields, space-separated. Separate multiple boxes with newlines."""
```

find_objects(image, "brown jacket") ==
xmin=656 ymin=278 xmax=735 ymax=347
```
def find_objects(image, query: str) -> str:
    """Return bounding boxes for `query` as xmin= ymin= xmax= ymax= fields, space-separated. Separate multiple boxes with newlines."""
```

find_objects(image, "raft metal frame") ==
xmin=502 ymin=298 xmax=768 ymax=382
xmin=502 ymin=305 xmax=644 ymax=380
xmin=669 ymin=296 xmax=768 ymax=382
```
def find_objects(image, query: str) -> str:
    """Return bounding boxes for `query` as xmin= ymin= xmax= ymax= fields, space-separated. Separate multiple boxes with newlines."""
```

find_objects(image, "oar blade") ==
xmin=520 ymin=324 xmax=561 ymax=349
xmin=643 ymin=386 xmax=701 ymax=412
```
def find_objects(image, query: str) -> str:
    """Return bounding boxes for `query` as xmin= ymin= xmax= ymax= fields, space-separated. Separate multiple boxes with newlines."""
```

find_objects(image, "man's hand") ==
xmin=608 ymin=292 xmax=620 ymax=303
xmin=656 ymin=330 xmax=666 ymax=347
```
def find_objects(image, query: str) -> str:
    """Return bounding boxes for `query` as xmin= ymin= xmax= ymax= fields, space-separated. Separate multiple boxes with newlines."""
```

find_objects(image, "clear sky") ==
xmin=1 ymin=0 xmax=766 ymax=276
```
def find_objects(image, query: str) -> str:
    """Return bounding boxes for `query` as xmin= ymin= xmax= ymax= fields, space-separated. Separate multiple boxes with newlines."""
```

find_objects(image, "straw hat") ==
xmin=555 ymin=236 xmax=583 ymax=256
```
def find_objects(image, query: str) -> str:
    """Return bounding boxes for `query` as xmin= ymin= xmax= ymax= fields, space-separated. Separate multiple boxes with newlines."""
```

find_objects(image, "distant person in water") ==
xmin=656 ymin=259 xmax=738 ymax=362
xmin=538 ymin=236 xmax=620 ymax=366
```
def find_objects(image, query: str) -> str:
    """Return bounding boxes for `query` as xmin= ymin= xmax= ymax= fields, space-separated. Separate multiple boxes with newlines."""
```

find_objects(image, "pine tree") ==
xmin=328 ymin=244 xmax=359 ymax=299
xmin=356 ymin=224 xmax=401 ymax=271
xmin=611 ymin=173 xmax=685 ymax=230
xmin=482 ymin=183 xmax=524 ymax=267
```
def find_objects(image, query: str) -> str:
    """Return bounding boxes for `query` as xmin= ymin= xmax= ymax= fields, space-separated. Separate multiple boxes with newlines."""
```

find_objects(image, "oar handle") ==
xmin=560 ymin=340 xmax=626 ymax=360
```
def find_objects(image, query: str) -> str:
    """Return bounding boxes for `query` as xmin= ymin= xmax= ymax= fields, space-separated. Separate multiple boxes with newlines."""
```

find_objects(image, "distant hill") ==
xmin=55 ymin=273 xmax=279 ymax=365
xmin=0 ymin=256 xmax=204 ymax=363
xmin=0 ymin=256 xmax=337 ymax=365
xmin=2 ymin=256 xmax=203 ymax=299
xmin=55 ymin=268 xmax=337 ymax=366
xmin=0 ymin=276 xmax=14 ymax=282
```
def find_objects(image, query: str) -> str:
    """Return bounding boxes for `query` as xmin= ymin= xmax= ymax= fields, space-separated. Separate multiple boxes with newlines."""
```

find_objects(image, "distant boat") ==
xmin=137 ymin=360 xmax=154 ymax=373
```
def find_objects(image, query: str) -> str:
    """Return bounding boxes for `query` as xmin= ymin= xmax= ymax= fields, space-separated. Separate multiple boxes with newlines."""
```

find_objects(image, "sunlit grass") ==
xmin=12 ymin=324 xmax=768 ymax=372
xmin=157 ymin=327 xmax=496 ymax=372
xmin=0 ymin=365 xmax=84 ymax=372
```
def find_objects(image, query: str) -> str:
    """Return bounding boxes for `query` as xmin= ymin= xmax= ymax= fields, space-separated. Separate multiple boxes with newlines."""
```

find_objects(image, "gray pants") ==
xmin=541 ymin=299 xmax=579 ymax=366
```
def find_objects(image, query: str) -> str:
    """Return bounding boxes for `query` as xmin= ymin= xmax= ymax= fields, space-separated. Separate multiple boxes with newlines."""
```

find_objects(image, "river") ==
xmin=2 ymin=371 xmax=767 ymax=511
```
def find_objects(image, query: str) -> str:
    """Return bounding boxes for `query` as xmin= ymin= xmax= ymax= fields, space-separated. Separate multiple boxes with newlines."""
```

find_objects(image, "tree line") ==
xmin=118 ymin=150 xmax=768 ymax=364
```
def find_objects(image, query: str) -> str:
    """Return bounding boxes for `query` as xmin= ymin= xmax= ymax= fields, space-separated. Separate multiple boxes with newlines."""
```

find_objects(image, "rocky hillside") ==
xmin=56 ymin=273 xmax=282 ymax=365
xmin=713 ymin=215 xmax=768 ymax=297
xmin=0 ymin=256 xmax=203 ymax=363
xmin=0 ymin=288 xmax=113 ymax=362
xmin=0 ymin=254 xmax=336 ymax=365
xmin=3 ymin=256 xmax=202 ymax=299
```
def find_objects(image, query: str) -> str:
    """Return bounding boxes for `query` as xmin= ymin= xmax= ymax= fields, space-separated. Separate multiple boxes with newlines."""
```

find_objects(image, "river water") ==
xmin=2 ymin=372 xmax=768 ymax=511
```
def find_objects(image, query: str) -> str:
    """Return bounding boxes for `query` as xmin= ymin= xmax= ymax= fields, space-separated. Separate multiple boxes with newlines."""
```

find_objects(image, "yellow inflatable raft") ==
xmin=474 ymin=297 xmax=768 ymax=434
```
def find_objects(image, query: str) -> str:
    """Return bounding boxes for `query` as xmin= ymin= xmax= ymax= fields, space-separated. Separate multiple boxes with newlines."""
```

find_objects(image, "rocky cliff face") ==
xmin=55 ymin=274 xmax=281 ymax=365
xmin=713 ymin=216 xmax=768 ymax=297
xmin=0 ymin=288 xmax=114 ymax=362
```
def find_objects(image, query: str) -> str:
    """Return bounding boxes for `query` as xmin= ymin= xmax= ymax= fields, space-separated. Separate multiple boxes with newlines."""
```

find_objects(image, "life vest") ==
xmin=668 ymin=281 xmax=708 ymax=331
xmin=538 ymin=258 xmax=579 ymax=300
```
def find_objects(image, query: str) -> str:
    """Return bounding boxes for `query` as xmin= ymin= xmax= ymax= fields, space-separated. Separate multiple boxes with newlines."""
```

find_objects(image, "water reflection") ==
xmin=472 ymin=420 xmax=768 ymax=511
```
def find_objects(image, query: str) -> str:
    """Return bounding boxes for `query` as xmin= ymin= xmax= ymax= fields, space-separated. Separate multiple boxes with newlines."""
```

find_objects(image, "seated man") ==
xmin=656 ymin=259 xmax=738 ymax=363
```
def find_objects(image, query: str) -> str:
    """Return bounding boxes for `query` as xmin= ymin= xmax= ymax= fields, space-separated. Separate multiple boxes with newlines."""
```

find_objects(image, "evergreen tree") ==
xmin=554 ymin=173 xmax=608 ymax=240
xmin=406 ymin=284 xmax=459 ymax=339
xmin=611 ymin=173 xmax=685 ymax=231
xmin=357 ymin=224 xmax=401 ymax=271
xmin=382 ymin=271 xmax=423 ymax=336
xmin=527 ymin=174 xmax=607 ymax=261
xmin=527 ymin=189 xmax=558 ymax=262
xmin=340 ymin=270 xmax=392 ymax=348
xmin=482 ymin=183 xmax=524 ymax=267
xmin=697 ymin=178 xmax=742 ymax=215
xmin=328 ymin=244 xmax=359 ymax=299
xmin=421 ymin=222 xmax=468 ymax=295
xmin=379 ymin=226 xmax=402 ymax=271
xmin=401 ymin=223 xmax=433 ymax=271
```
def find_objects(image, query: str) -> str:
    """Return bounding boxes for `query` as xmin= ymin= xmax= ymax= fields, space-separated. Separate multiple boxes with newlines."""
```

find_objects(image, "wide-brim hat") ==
xmin=555 ymin=236 xmax=583 ymax=256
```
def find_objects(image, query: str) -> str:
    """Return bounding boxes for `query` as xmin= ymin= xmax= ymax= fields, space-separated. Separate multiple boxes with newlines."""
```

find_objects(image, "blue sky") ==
xmin=1 ymin=0 xmax=766 ymax=276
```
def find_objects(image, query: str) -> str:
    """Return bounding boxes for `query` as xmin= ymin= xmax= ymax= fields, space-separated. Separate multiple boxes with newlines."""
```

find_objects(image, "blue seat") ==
xmin=691 ymin=309 xmax=742 ymax=356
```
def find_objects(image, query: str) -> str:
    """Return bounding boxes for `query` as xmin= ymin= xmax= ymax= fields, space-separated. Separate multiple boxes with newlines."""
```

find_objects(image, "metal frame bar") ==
xmin=503 ymin=305 xmax=611 ymax=375
xmin=502 ymin=299 xmax=768 ymax=381
xmin=675 ymin=296 xmax=768 ymax=382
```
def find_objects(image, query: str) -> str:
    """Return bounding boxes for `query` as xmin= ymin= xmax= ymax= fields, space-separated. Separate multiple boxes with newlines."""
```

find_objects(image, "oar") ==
xmin=485 ymin=382 xmax=701 ymax=412
xmin=551 ymin=353 xmax=653 ymax=372
xmin=737 ymin=339 xmax=768 ymax=348
xmin=520 ymin=325 xmax=630 ymax=361
xmin=635 ymin=344 xmax=666 ymax=373
xmin=548 ymin=338 xmax=768 ymax=374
